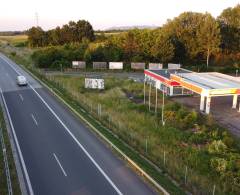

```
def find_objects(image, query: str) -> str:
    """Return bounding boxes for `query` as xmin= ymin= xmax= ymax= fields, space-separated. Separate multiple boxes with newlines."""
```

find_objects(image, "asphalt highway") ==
xmin=0 ymin=53 xmax=157 ymax=195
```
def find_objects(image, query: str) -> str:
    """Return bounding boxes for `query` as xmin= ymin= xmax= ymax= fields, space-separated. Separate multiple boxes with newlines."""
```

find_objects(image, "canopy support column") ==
xmin=149 ymin=82 xmax=151 ymax=111
xmin=144 ymin=78 xmax=146 ymax=104
xmin=200 ymin=95 xmax=205 ymax=111
xmin=206 ymin=96 xmax=211 ymax=114
xmin=232 ymin=95 xmax=238 ymax=109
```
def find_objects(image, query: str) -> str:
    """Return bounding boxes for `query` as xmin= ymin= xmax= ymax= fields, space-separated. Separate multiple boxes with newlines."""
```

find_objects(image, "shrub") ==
xmin=10 ymin=51 xmax=16 ymax=56
xmin=208 ymin=140 xmax=228 ymax=154
xmin=210 ymin=157 xmax=228 ymax=173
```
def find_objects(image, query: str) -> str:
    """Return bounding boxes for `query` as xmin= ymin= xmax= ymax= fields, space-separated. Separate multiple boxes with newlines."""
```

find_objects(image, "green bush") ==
xmin=208 ymin=140 xmax=228 ymax=154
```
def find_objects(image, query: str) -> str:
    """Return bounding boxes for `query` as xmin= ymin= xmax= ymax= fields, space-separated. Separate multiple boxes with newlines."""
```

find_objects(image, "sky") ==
xmin=0 ymin=0 xmax=239 ymax=31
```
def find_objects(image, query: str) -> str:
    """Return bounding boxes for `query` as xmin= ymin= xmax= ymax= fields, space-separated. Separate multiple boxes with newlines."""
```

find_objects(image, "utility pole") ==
xmin=35 ymin=12 xmax=39 ymax=27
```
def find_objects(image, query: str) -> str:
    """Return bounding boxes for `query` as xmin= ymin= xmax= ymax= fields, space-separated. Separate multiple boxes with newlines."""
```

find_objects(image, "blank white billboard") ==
xmin=149 ymin=63 xmax=163 ymax=70
xmin=85 ymin=78 xmax=104 ymax=89
xmin=168 ymin=63 xmax=181 ymax=69
xmin=109 ymin=62 xmax=123 ymax=70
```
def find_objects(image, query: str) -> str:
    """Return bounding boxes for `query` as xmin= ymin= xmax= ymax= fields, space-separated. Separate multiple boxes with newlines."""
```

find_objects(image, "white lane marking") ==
xmin=1 ymin=55 xmax=123 ymax=195
xmin=53 ymin=153 xmax=67 ymax=177
xmin=31 ymin=114 xmax=38 ymax=126
xmin=0 ymin=87 xmax=34 ymax=195
xmin=19 ymin=94 xmax=24 ymax=102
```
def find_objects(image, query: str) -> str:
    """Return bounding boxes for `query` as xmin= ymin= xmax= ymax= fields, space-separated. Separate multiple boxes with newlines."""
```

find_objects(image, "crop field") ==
xmin=0 ymin=35 xmax=28 ymax=45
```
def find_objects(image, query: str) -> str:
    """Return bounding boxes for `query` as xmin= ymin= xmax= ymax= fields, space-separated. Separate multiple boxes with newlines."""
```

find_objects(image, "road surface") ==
xmin=0 ymin=53 xmax=157 ymax=195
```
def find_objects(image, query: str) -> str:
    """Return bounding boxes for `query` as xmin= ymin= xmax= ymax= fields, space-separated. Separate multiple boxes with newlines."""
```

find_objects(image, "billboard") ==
xmin=168 ymin=63 xmax=181 ymax=69
xmin=72 ymin=61 xmax=86 ymax=69
xmin=109 ymin=62 xmax=123 ymax=70
xmin=131 ymin=62 xmax=145 ymax=70
xmin=93 ymin=62 xmax=107 ymax=69
xmin=149 ymin=63 xmax=163 ymax=70
xmin=85 ymin=78 xmax=104 ymax=89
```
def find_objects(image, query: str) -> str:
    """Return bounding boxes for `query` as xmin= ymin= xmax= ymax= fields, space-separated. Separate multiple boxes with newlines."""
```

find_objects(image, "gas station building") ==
xmin=144 ymin=68 xmax=240 ymax=114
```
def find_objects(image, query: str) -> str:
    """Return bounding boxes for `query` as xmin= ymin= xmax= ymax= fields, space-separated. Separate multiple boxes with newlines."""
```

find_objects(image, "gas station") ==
xmin=144 ymin=67 xmax=240 ymax=114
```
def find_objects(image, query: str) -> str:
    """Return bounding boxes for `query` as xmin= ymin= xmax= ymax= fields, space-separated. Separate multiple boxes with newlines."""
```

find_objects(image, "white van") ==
xmin=17 ymin=76 xmax=27 ymax=86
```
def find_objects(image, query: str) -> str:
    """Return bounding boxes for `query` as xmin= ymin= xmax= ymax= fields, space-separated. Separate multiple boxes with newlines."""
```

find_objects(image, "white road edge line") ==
xmin=31 ymin=114 xmax=38 ymax=126
xmin=53 ymin=153 xmax=67 ymax=177
xmin=0 ymin=87 xmax=34 ymax=195
xmin=0 ymin=54 xmax=123 ymax=195
xmin=19 ymin=94 xmax=24 ymax=102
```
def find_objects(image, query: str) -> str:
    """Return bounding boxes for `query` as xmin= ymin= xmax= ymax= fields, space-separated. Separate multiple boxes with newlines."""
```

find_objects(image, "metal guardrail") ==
xmin=22 ymin=66 xmax=170 ymax=195
xmin=0 ymin=126 xmax=13 ymax=195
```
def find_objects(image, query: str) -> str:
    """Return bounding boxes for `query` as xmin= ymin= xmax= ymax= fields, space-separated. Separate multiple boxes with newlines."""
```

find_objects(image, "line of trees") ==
xmin=27 ymin=20 xmax=95 ymax=47
xmin=30 ymin=4 xmax=240 ymax=69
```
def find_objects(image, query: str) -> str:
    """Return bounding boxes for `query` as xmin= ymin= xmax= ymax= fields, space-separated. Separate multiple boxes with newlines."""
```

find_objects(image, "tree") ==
xmin=218 ymin=4 xmax=240 ymax=53
xmin=165 ymin=12 xmax=205 ymax=59
xmin=151 ymin=29 xmax=174 ymax=63
xmin=196 ymin=14 xmax=221 ymax=68
xmin=75 ymin=20 xmax=95 ymax=42
xmin=122 ymin=30 xmax=141 ymax=61
xmin=27 ymin=20 xmax=95 ymax=47
xmin=27 ymin=27 xmax=45 ymax=47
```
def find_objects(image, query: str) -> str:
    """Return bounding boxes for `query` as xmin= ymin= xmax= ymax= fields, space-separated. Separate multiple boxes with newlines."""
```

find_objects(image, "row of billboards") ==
xmin=72 ymin=61 xmax=181 ymax=70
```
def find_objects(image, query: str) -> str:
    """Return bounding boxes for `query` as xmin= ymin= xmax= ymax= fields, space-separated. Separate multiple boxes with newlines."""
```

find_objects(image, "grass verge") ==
xmin=0 ymin=104 xmax=21 ymax=195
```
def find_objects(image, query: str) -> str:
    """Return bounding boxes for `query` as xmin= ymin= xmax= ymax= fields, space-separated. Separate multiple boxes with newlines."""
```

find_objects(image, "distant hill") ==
xmin=0 ymin=31 xmax=25 ymax=36
xmin=105 ymin=25 xmax=158 ymax=31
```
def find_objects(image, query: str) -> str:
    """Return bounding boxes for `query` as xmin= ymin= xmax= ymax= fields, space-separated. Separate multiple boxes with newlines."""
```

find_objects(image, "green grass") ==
xmin=0 ymin=106 xmax=21 ymax=195
xmin=0 ymin=35 xmax=28 ymax=45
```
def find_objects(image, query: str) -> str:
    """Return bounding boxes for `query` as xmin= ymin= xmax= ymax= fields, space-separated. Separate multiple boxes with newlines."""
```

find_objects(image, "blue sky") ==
xmin=0 ymin=0 xmax=239 ymax=31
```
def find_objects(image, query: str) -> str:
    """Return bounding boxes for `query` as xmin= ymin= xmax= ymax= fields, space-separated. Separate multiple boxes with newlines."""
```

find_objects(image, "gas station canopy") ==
xmin=144 ymin=69 xmax=240 ymax=114
xmin=171 ymin=72 xmax=240 ymax=96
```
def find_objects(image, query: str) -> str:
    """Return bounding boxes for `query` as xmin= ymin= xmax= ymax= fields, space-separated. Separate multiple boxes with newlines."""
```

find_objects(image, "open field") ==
xmin=0 ymin=35 xmax=28 ymax=45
